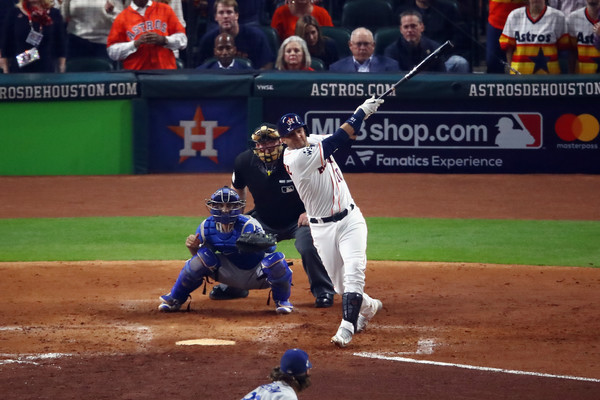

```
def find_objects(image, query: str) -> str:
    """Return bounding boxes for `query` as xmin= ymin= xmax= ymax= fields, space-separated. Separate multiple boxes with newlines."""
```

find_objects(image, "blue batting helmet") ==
xmin=280 ymin=348 xmax=312 ymax=376
xmin=277 ymin=113 xmax=307 ymax=137
xmin=205 ymin=186 xmax=245 ymax=229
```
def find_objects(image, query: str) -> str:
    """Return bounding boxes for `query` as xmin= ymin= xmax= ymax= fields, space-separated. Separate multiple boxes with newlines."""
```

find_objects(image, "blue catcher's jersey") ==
xmin=196 ymin=215 xmax=270 ymax=270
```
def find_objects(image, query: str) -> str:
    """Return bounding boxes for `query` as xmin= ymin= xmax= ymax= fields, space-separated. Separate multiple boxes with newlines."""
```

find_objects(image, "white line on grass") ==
xmin=354 ymin=352 xmax=600 ymax=383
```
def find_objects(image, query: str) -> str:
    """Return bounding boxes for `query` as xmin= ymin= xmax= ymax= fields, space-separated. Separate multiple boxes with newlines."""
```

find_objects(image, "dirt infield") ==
xmin=1 ymin=174 xmax=600 ymax=399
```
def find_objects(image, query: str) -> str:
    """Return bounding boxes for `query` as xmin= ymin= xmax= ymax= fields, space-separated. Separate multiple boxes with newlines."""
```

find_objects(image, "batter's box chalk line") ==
xmin=353 ymin=352 xmax=600 ymax=383
xmin=0 ymin=353 xmax=74 ymax=366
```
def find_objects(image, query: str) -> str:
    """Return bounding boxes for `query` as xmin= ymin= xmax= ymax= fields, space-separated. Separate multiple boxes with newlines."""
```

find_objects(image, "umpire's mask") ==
xmin=252 ymin=123 xmax=283 ymax=168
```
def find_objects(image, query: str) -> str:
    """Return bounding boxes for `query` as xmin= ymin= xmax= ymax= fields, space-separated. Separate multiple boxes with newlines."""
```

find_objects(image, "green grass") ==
xmin=0 ymin=216 xmax=598 ymax=267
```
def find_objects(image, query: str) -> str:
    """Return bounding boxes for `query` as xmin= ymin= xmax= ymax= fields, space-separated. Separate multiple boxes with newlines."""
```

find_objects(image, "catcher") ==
xmin=212 ymin=122 xmax=335 ymax=308
xmin=158 ymin=186 xmax=294 ymax=314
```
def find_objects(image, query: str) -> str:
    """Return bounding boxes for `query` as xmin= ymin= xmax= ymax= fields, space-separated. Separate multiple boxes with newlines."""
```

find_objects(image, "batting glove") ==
xmin=355 ymin=96 xmax=384 ymax=120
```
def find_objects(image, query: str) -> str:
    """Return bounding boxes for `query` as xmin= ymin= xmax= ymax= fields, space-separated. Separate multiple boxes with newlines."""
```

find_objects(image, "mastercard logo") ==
xmin=555 ymin=114 xmax=599 ymax=142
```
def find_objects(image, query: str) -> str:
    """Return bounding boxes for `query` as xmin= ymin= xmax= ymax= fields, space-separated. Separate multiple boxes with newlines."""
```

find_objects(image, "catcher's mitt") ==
xmin=236 ymin=232 xmax=277 ymax=253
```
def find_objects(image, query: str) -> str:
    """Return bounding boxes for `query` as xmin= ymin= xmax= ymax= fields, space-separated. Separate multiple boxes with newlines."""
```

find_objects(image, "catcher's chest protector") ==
xmin=203 ymin=218 xmax=243 ymax=253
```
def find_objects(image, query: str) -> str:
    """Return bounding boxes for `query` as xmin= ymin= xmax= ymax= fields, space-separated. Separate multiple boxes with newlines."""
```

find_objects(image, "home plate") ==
xmin=176 ymin=338 xmax=236 ymax=346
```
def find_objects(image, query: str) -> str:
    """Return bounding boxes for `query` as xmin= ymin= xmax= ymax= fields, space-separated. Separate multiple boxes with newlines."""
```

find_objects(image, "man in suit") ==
xmin=329 ymin=27 xmax=399 ymax=72
xmin=196 ymin=32 xmax=254 ymax=70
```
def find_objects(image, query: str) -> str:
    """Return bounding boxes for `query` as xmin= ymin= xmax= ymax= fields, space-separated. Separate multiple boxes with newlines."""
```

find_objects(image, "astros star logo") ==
xmin=168 ymin=106 xmax=229 ymax=164
xmin=530 ymin=48 xmax=550 ymax=73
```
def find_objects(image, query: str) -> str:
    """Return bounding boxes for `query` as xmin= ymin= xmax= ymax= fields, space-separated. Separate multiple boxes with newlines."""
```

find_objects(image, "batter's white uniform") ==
xmin=283 ymin=134 xmax=378 ymax=311
xmin=566 ymin=6 xmax=600 ymax=74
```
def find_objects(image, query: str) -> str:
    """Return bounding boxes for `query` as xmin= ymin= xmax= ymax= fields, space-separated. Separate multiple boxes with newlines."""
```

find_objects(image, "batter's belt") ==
xmin=309 ymin=204 xmax=355 ymax=224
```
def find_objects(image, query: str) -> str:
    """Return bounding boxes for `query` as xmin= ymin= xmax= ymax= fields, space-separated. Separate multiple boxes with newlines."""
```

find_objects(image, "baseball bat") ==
xmin=376 ymin=40 xmax=455 ymax=100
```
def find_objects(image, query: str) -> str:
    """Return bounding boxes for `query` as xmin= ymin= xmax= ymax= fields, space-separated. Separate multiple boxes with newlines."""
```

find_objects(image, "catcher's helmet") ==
xmin=251 ymin=123 xmax=283 ymax=165
xmin=280 ymin=348 xmax=312 ymax=376
xmin=277 ymin=113 xmax=307 ymax=137
xmin=205 ymin=186 xmax=245 ymax=231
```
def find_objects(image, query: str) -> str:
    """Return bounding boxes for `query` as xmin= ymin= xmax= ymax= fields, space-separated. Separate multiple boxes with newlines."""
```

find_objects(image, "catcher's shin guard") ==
xmin=170 ymin=248 xmax=219 ymax=301
xmin=342 ymin=292 xmax=363 ymax=333
xmin=261 ymin=252 xmax=292 ymax=302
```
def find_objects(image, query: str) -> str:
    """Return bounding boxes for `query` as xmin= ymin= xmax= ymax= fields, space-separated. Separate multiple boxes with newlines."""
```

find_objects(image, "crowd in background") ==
xmin=1 ymin=0 xmax=599 ymax=74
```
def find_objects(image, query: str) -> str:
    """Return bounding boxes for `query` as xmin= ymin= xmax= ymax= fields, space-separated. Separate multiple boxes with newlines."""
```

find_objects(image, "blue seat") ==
xmin=66 ymin=57 xmax=114 ymax=72
xmin=311 ymin=57 xmax=326 ymax=71
xmin=320 ymin=26 xmax=352 ymax=58
xmin=341 ymin=0 xmax=396 ymax=34
xmin=374 ymin=26 xmax=401 ymax=56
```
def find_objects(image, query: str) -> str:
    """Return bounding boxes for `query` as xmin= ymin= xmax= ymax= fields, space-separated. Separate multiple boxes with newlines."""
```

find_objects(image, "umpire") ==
xmin=220 ymin=123 xmax=335 ymax=308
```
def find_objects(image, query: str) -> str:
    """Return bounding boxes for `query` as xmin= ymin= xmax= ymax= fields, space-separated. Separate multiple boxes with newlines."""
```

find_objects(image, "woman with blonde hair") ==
xmin=0 ymin=0 xmax=67 ymax=73
xmin=275 ymin=35 xmax=314 ymax=71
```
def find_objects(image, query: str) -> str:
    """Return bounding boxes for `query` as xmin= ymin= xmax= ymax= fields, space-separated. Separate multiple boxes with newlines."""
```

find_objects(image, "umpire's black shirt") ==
xmin=232 ymin=149 xmax=306 ymax=230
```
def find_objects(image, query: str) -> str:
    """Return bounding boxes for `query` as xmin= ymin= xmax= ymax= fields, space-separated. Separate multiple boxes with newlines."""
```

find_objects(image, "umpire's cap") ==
xmin=252 ymin=123 xmax=280 ymax=143
xmin=280 ymin=348 xmax=312 ymax=376
xmin=277 ymin=113 xmax=307 ymax=137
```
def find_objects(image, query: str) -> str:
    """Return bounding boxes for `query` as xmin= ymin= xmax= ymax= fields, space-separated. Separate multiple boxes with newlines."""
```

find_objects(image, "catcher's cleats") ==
xmin=331 ymin=320 xmax=354 ymax=347
xmin=275 ymin=300 xmax=294 ymax=314
xmin=158 ymin=293 xmax=183 ymax=312
xmin=356 ymin=298 xmax=383 ymax=333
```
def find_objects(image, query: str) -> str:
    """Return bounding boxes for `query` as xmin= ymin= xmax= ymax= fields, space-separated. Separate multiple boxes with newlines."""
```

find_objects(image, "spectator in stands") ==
xmin=594 ymin=22 xmax=600 ymax=50
xmin=195 ymin=0 xmax=274 ymax=69
xmin=206 ymin=0 xmax=265 ymax=30
xmin=59 ymin=0 xmax=123 ymax=62
xmin=156 ymin=0 xmax=186 ymax=26
xmin=384 ymin=10 xmax=446 ymax=72
xmin=275 ymin=35 xmax=314 ymax=70
xmin=0 ymin=0 xmax=67 ymax=73
xmin=106 ymin=0 xmax=187 ymax=70
xmin=0 ymin=0 xmax=18 ymax=70
xmin=499 ymin=0 xmax=570 ymax=74
xmin=329 ymin=27 xmax=399 ymax=72
xmin=395 ymin=0 xmax=470 ymax=72
xmin=548 ymin=0 xmax=586 ymax=15
xmin=566 ymin=0 xmax=600 ymax=73
xmin=123 ymin=0 xmax=187 ymax=62
xmin=271 ymin=0 xmax=333 ymax=42
xmin=486 ymin=0 xmax=527 ymax=73
xmin=196 ymin=31 xmax=253 ymax=69
xmin=294 ymin=15 xmax=339 ymax=68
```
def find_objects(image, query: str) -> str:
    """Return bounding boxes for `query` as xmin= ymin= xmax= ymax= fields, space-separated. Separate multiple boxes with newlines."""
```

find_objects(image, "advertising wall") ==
xmin=0 ymin=72 xmax=137 ymax=176
xmin=256 ymin=73 xmax=600 ymax=174
xmin=1 ymin=71 xmax=598 ymax=175
xmin=137 ymin=73 xmax=256 ymax=173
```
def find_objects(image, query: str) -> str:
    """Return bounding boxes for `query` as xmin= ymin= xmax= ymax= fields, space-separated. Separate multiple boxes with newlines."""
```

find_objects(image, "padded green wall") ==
xmin=0 ymin=100 xmax=133 ymax=175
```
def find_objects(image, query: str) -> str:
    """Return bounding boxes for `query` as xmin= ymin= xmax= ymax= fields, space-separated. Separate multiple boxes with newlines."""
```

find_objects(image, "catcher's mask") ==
xmin=205 ymin=186 xmax=245 ymax=232
xmin=252 ymin=123 xmax=283 ymax=165
xmin=277 ymin=113 xmax=307 ymax=137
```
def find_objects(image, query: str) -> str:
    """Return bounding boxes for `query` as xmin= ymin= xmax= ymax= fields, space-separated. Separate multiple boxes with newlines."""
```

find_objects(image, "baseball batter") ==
xmin=566 ymin=0 xmax=600 ymax=73
xmin=277 ymin=97 xmax=384 ymax=347
xmin=500 ymin=0 xmax=570 ymax=74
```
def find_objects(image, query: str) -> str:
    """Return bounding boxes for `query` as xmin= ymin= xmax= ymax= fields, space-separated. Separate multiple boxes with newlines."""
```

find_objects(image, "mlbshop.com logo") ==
xmin=554 ymin=114 xmax=599 ymax=142
xmin=306 ymin=111 xmax=542 ymax=149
